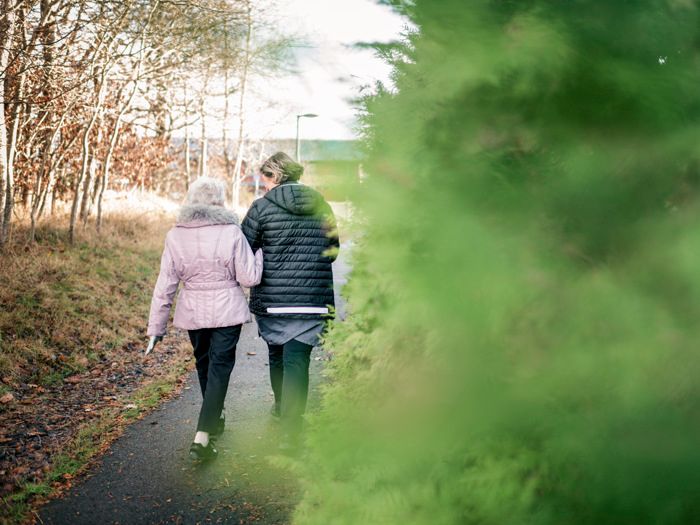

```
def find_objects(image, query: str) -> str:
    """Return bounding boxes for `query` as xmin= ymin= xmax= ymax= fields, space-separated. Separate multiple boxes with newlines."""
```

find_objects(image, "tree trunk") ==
xmin=80 ymin=145 xmax=99 ymax=224
xmin=196 ymin=65 xmax=211 ymax=180
xmin=232 ymin=0 xmax=252 ymax=210
xmin=29 ymin=149 xmax=50 ymax=243
xmin=2 ymin=8 xmax=26 ymax=247
xmin=80 ymin=108 xmax=103 ymax=225
xmin=0 ymin=0 xmax=17 ymax=249
xmin=199 ymin=136 xmax=207 ymax=178
xmin=97 ymin=79 xmax=139 ymax=232
xmin=222 ymin=30 xmax=233 ymax=189
xmin=184 ymin=119 xmax=191 ymax=189
xmin=183 ymin=82 xmax=191 ymax=189
xmin=69 ymin=65 xmax=108 ymax=244
xmin=36 ymin=165 xmax=55 ymax=219
xmin=28 ymin=0 xmax=57 ymax=244
xmin=198 ymin=92 xmax=207 ymax=178
xmin=2 ymin=79 xmax=23 ymax=247
xmin=50 ymin=170 xmax=60 ymax=216
xmin=96 ymin=1 xmax=158 ymax=232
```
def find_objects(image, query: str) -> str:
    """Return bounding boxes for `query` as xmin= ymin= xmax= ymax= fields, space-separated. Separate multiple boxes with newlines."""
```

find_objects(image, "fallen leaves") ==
xmin=12 ymin=465 xmax=30 ymax=477
xmin=0 ymin=329 xmax=194 ymax=505
xmin=0 ymin=392 xmax=15 ymax=404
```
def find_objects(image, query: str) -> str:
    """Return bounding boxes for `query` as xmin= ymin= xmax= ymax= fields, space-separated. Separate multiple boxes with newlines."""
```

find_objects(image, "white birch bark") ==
xmin=0 ymin=0 xmax=17 ymax=248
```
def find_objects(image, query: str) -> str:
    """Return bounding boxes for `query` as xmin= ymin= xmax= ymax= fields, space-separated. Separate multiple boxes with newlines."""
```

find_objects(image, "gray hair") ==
xmin=260 ymin=152 xmax=304 ymax=184
xmin=187 ymin=177 xmax=226 ymax=206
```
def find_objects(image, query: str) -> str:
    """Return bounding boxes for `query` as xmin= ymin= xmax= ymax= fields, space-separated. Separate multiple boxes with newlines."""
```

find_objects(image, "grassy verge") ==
xmin=0 ymin=204 xmax=193 ymax=524
xmin=0 ymin=212 xmax=167 ymax=382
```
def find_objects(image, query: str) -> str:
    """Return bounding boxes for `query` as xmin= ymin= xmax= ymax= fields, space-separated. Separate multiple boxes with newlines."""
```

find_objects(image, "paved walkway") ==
xmin=39 ymin=244 xmax=351 ymax=525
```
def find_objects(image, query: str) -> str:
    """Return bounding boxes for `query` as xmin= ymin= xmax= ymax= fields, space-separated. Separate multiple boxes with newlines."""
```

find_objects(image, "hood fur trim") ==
xmin=177 ymin=204 xmax=239 ymax=226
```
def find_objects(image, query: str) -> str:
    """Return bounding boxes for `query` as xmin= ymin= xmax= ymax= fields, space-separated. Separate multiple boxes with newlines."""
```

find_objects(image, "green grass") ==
xmin=0 ymin=209 xmax=194 ymax=524
xmin=0 ymin=214 xmax=170 ymax=384
xmin=39 ymin=370 xmax=66 ymax=388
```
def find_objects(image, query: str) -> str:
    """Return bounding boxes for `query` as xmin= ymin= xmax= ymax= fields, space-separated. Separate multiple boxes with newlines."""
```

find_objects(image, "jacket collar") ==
xmin=176 ymin=204 xmax=239 ymax=227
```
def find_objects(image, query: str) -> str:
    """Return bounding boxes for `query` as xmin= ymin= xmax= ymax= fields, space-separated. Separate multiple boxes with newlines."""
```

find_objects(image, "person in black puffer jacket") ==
xmin=241 ymin=152 xmax=339 ymax=448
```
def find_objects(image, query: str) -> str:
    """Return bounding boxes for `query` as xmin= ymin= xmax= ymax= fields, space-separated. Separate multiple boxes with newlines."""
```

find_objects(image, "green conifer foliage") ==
xmin=296 ymin=1 xmax=700 ymax=523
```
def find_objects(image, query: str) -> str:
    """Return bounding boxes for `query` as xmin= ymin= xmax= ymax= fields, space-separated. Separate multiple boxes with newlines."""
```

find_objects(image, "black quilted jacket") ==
xmin=241 ymin=182 xmax=339 ymax=318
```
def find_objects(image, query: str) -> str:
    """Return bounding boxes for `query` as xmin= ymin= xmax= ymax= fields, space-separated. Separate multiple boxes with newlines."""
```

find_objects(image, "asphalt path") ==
xmin=39 ymin=243 xmax=351 ymax=525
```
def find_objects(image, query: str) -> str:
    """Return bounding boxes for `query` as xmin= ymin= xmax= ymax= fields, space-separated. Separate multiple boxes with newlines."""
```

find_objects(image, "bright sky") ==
xmin=243 ymin=0 xmax=407 ymax=140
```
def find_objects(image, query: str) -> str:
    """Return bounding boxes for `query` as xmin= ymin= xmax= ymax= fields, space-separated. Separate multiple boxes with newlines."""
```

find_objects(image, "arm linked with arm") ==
xmin=233 ymin=230 xmax=263 ymax=287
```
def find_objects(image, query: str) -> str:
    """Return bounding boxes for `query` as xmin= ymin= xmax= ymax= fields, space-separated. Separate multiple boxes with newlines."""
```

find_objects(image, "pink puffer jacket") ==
xmin=147 ymin=204 xmax=262 ymax=337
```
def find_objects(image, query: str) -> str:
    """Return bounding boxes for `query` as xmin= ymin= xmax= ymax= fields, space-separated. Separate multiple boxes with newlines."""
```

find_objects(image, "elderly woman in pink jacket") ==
xmin=147 ymin=177 xmax=262 ymax=461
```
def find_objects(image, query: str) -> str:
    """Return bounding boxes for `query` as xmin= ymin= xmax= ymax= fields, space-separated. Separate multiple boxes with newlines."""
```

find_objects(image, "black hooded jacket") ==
xmin=241 ymin=182 xmax=339 ymax=318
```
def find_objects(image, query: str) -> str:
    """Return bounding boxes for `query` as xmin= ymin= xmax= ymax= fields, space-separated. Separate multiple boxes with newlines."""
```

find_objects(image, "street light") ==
xmin=296 ymin=113 xmax=318 ymax=161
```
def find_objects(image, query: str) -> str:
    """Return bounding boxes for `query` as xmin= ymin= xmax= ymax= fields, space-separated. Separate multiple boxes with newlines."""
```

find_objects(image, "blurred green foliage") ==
xmin=295 ymin=1 xmax=700 ymax=524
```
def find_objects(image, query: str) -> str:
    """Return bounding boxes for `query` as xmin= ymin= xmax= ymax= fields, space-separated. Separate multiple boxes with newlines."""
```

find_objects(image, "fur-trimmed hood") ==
xmin=176 ymin=204 xmax=239 ymax=226
xmin=147 ymin=204 xmax=262 ymax=337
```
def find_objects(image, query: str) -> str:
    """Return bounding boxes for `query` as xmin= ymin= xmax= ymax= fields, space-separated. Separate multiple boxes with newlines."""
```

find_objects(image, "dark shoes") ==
xmin=210 ymin=415 xmax=226 ymax=437
xmin=270 ymin=403 xmax=281 ymax=420
xmin=189 ymin=441 xmax=218 ymax=461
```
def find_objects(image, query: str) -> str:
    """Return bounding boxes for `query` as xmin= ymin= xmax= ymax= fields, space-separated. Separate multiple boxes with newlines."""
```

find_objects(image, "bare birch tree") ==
xmin=0 ymin=0 xmax=293 ymax=247
xmin=0 ymin=0 xmax=18 ymax=249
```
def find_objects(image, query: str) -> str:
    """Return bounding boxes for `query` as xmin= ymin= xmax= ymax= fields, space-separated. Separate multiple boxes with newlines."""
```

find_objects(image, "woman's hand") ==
xmin=145 ymin=335 xmax=163 ymax=356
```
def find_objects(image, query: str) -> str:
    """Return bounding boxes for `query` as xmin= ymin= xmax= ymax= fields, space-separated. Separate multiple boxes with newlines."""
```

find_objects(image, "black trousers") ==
xmin=268 ymin=339 xmax=312 ymax=434
xmin=188 ymin=325 xmax=242 ymax=434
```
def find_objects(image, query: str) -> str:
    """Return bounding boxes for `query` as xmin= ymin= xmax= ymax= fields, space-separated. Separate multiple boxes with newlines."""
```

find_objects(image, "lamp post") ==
xmin=295 ymin=113 xmax=318 ymax=161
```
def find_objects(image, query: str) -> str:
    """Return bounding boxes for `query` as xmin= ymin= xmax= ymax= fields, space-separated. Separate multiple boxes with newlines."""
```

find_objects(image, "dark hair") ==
xmin=260 ymin=152 xmax=304 ymax=184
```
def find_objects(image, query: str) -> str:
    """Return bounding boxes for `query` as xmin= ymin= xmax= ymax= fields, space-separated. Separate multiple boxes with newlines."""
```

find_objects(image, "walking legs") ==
xmin=189 ymin=325 xmax=241 ymax=433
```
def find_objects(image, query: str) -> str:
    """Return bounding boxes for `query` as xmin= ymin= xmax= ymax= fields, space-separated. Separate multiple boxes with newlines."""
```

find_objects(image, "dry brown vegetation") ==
xmin=0 ymin=209 xmax=168 ymax=379
xmin=0 ymin=0 xmax=291 ymax=247
xmin=0 ymin=205 xmax=193 ymax=523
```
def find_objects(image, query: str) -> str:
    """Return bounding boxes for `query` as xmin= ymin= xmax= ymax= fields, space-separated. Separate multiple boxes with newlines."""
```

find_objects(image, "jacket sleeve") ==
xmin=323 ymin=202 xmax=340 ymax=263
xmin=233 ymin=228 xmax=263 ymax=288
xmin=241 ymin=201 xmax=263 ymax=251
xmin=147 ymin=236 xmax=179 ymax=337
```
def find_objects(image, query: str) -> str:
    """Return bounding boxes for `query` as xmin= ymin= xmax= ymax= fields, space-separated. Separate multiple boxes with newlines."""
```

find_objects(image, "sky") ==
xmin=238 ymin=0 xmax=407 ymax=140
